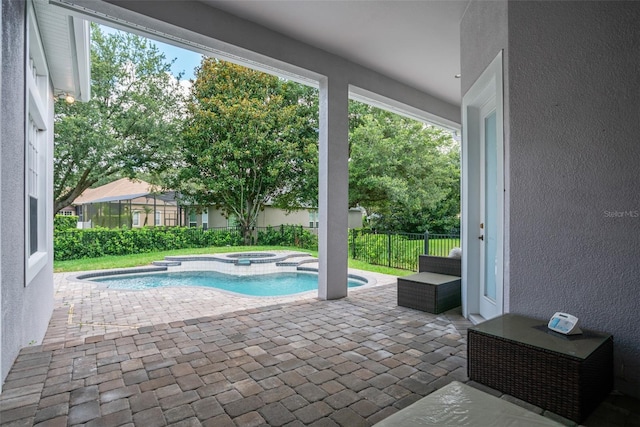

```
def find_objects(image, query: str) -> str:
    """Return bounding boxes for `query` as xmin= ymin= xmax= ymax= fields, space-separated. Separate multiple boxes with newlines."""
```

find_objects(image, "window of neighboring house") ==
xmin=202 ymin=209 xmax=208 ymax=230
xmin=188 ymin=211 xmax=197 ymax=227
xmin=155 ymin=210 xmax=161 ymax=226
xmin=309 ymin=210 xmax=319 ymax=228
xmin=25 ymin=4 xmax=50 ymax=285
xmin=132 ymin=211 xmax=140 ymax=226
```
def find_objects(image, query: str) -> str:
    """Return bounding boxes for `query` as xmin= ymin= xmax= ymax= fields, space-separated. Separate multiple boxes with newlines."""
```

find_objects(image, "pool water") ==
xmin=93 ymin=271 xmax=365 ymax=296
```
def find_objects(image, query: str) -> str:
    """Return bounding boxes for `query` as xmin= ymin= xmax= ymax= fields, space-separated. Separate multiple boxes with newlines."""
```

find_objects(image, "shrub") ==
xmin=348 ymin=229 xmax=424 ymax=271
xmin=256 ymin=225 xmax=318 ymax=250
xmin=54 ymin=215 xmax=78 ymax=232
xmin=54 ymin=226 xmax=244 ymax=261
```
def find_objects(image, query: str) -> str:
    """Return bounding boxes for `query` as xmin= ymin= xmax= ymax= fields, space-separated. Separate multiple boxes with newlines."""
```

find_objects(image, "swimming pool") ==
xmin=92 ymin=270 xmax=366 ymax=296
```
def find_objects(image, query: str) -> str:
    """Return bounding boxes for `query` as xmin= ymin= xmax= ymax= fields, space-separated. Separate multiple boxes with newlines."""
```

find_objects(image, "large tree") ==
xmin=177 ymin=59 xmax=318 ymax=243
xmin=348 ymin=103 xmax=460 ymax=233
xmin=53 ymin=24 xmax=185 ymax=214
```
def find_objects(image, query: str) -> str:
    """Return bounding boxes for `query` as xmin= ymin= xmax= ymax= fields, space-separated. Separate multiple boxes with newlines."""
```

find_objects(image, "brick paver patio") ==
xmin=1 ymin=268 xmax=638 ymax=426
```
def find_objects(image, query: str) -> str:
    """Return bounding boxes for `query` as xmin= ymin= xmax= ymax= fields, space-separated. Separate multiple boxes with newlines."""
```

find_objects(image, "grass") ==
xmin=427 ymin=238 xmax=461 ymax=257
xmin=54 ymin=245 xmax=414 ymax=277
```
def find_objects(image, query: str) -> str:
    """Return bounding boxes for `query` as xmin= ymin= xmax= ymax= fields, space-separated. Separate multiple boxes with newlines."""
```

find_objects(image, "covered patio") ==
xmin=1 ymin=273 xmax=636 ymax=426
xmin=2 ymin=1 xmax=639 ymax=425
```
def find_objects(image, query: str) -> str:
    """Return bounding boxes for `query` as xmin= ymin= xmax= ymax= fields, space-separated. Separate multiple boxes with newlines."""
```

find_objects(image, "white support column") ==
xmin=318 ymin=76 xmax=349 ymax=300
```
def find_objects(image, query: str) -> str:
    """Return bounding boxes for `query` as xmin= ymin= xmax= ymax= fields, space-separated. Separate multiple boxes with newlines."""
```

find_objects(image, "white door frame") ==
xmin=462 ymin=51 xmax=504 ymax=323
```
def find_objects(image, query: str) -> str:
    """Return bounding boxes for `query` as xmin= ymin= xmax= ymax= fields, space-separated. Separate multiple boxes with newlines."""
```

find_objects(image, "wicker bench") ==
xmin=373 ymin=381 xmax=562 ymax=426
xmin=397 ymin=255 xmax=461 ymax=314
xmin=468 ymin=314 xmax=613 ymax=423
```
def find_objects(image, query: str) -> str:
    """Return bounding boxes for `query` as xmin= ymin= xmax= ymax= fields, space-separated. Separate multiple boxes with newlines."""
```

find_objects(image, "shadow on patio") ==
xmin=0 ymin=276 xmax=637 ymax=426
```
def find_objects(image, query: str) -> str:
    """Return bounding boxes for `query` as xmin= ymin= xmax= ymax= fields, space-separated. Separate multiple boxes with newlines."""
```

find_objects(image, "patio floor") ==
xmin=0 ymin=270 xmax=638 ymax=426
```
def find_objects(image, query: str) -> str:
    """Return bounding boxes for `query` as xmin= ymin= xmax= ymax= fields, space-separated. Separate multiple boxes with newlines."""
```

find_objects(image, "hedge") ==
xmin=54 ymin=226 xmax=243 ymax=261
xmin=54 ymin=215 xmax=78 ymax=233
xmin=256 ymin=225 xmax=318 ymax=250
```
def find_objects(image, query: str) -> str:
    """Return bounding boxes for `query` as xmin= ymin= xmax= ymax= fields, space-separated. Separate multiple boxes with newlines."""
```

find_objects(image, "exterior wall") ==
xmin=459 ymin=1 xmax=508 ymax=97
xmin=462 ymin=0 xmax=640 ymax=397
xmin=255 ymin=208 xmax=311 ymax=228
xmin=189 ymin=206 xmax=362 ymax=230
xmin=460 ymin=0 xmax=510 ymax=313
xmin=1 ymin=1 xmax=55 ymax=389
xmin=207 ymin=209 xmax=228 ymax=228
xmin=191 ymin=206 xmax=315 ymax=229
xmin=0 ymin=0 xmax=3 ymax=392
xmin=348 ymin=210 xmax=364 ymax=229
xmin=506 ymin=1 xmax=640 ymax=398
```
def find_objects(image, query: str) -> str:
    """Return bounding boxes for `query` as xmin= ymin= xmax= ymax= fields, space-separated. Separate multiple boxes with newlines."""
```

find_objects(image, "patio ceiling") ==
xmin=199 ymin=0 xmax=469 ymax=107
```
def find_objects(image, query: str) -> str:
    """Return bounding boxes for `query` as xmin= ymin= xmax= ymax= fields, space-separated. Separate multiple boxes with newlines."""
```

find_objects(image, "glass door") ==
xmin=461 ymin=51 xmax=504 ymax=322
xmin=479 ymin=107 xmax=501 ymax=319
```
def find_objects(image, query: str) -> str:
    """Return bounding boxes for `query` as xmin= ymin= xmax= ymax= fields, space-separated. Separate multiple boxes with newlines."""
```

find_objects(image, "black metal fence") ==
xmin=424 ymin=232 xmax=461 ymax=258
xmin=349 ymin=229 xmax=460 ymax=271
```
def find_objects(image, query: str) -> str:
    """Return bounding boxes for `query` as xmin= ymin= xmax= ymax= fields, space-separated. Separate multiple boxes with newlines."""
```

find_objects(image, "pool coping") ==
xmin=160 ymin=251 xmax=313 ymax=265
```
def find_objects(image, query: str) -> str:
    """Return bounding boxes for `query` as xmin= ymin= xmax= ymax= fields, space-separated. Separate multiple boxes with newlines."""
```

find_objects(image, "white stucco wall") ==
xmin=462 ymin=0 xmax=640 ymax=398
xmin=1 ymin=1 xmax=55 ymax=389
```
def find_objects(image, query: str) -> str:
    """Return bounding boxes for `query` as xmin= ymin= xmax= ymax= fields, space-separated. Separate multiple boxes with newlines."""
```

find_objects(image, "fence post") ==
xmin=387 ymin=232 xmax=392 ymax=267
xmin=424 ymin=231 xmax=429 ymax=255
xmin=351 ymin=229 xmax=357 ymax=259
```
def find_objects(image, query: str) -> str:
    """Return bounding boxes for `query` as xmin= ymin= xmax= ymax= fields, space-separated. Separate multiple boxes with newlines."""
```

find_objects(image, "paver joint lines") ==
xmin=1 ymin=270 xmax=476 ymax=426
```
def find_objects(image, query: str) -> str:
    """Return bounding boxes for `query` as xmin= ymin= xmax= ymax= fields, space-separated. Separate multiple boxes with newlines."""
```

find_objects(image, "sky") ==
xmin=100 ymin=24 xmax=203 ymax=81
xmin=151 ymin=38 xmax=203 ymax=81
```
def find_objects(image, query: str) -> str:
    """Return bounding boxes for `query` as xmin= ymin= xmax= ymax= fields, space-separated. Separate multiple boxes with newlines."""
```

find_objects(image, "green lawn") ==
xmin=54 ymin=246 xmax=414 ymax=277
xmin=427 ymin=238 xmax=461 ymax=257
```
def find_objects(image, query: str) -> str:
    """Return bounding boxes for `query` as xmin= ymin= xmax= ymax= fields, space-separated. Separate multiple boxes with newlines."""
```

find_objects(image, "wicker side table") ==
xmin=397 ymin=272 xmax=461 ymax=314
xmin=468 ymin=314 xmax=613 ymax=423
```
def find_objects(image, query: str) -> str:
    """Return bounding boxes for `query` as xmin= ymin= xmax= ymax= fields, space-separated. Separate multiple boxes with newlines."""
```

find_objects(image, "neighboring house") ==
xmin=57 ymin=206 xmax=77 ymax=216
xmin=185 ymin=205 xmax=363 ymax=230
xmin=70 ymin=178 xmax=364 ymax=230
xmin=71 ymin=178 xmax=179 ymax=228
xmin=2 ymin=0 xmax=639 ymax=399
xmin=1 ymin=0 xmax=90 ymax=390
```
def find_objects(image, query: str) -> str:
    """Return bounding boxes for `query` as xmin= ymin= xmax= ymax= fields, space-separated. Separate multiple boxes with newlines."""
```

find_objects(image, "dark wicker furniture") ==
xmin=397 ymin=273 xmax=461 ymax=314
xmin=397 ymin=255 xmax=461 ymax=314
xmin=468 ymin=314 xmax=613 ymax=423
xmin=418 ymin=255 xmax=461 ymax=276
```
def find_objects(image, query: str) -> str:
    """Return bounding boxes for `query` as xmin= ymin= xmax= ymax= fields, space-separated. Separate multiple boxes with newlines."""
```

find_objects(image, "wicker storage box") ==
xmin=468 ymin=314 xmax=613 ymax=423
xmin=397 ymin=272 xmax=461 ymax=314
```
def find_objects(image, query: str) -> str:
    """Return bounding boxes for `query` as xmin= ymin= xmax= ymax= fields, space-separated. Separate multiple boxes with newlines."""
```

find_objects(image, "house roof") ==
xmin=33 ymin=0 xmax=90 ymax=102
xmin=74 ymin=178 xmax=170 ymax=205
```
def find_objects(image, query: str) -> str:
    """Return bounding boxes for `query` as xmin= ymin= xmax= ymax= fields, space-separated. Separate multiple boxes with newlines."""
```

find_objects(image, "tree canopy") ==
xmin=54 ymin=26 xmax=459 ymax=235
xmin=348 ymin=103 xmax=460 ymax=234
xmin=175 ymin=58 xmax=318 ymax=242
xmin=53 ymin=24 xmax=185 ymax=214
